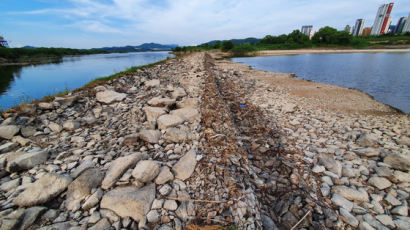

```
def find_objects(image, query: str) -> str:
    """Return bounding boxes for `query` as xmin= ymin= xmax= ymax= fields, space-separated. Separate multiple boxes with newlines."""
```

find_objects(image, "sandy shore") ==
xmin=256 ymin=48 xmax=410 ymax=56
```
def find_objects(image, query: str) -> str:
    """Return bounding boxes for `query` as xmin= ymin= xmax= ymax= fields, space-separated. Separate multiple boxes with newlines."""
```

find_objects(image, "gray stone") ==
xmin=363 ymin=214 xmax=389 ymax=230
xmin=65 ymin=168 xmax=104 ymax=211
xmin=0 ymin=142 xmax=18 ymax=153
xmin=0 ymin=125 xmax=20 ymax=139
xmin=19 ymin=103 xmax=37 ymax=114
xmin=396 ymin=136 xmax=410 ymax=146
xmin=38 ymin=102 xmax=53 ymax=110
xmin=19 ymin=206 xmax=48 ymax=230
xmin=63 ymin=120 xmax=80 ymax=131
xmin=145 ymin=79 xmax=160 ymax=88
xmin=384 ymin=153 xmax=410 ymax=171
xmin=172 ymin=149 xmax=197 ymax=180
xmin=101 ymin=152 xmax=145 ymax=189
xmin=261 ymin=215 xmax=279 ymax=230
xmin=177 ymin=98 xmax=199 ymax=108
xmin=0 ymin=178 xmax=20 ymax=192
xmin=88 ymin=218 xmax=111 ymax=230
xmin=100 ymin=184 xmax=155 ymax=222
xmin=163 ymin=127 xmax=188 ymax=143
xmin=11 ymin=136 xmax=30 ymax=146
xmin=281 ymin=103 xmax=297 ymax=113
xmin=132 ymin=160 xmax=160 ymax=183
xmin=151 ymin=199 xmax=164 ymax=209
xmin=357 ymin=133 xmax=378 ymax=147
xmin=48 ymin=122 xmax=62 ymax=133
xmin=13 ymin=173 xmax=72 ymax=207
xmin=144 ymin=106 xmax=167 ymax=122
xmin=359 ymin=221 xmax=376 ymax=230
xmin=70 ymin=160 xmax=95 ymax=178
xmin=163 ymin=200 xmax=178 ymax=211
xmin=100 ymin=209 xmax=120 ymax=222
xmin=139 ymin=129 xmax=161 ymax=144
xmin=318 ymin=153 xmax=342 ymax=176
xmin=6 ymin=149 xmax=49 ymax=172
xmin=157 ymin=115 xmax=184 ymax=130
xmin=171 ymin=87 xmax=186 ymax=99
xmin=146 ymin=210 xmax=159 ymax=223
xmin=122 ymin=134 xmax=139 ymax=146
xmin=391 ymin=205 xmax=408 ymax=216
xmin=394 ymin=216 xmax=410 ymax=230
xmin=368 ymin=177 xmax=392 ymax=190
xmin=155 ymin=166 xmax=174 ymax=185
xmin=147 ymin=97 xmax=175 ymax=107
xmin=385 ymin=194 xmax=401 ymax=206
xmin=393 ymin=171 xmax=410 ymax=183
xmin=340 ymin=208 xmax=359 ymax=227
xmin=82 ymin=188 xmax=103 ymax=210
xmin=375 ymin=215 xmax=395 ymax=229
xmin=37 ymin=221 xmax=74 ymax=230
xmin=332 ymin=186 xmax=369 ymax=202
xmin=331 ymin=193 xmax=354 ymax=212
xmin=96 ymin=90 xmax=126 ymax=104
xmin=170 ymin=108 xmax=200 ymax=122
xmin=353 ymin=148 xmax=381 ymax=157
xmin=312 ymin=165 xmax=325 ymax=173
xmin=159 ymin=184 xmax=172 ymax=196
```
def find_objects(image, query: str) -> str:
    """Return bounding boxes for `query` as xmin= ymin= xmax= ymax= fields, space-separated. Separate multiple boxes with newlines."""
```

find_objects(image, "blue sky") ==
xmin=1 ymin=0 xmax=409 ymax=48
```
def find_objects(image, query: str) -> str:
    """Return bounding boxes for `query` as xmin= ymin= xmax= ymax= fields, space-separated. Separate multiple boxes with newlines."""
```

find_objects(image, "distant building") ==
xmin=362 ymin=27 xmax=372 ymax=36
xmin=0 ymin=36 xmax=9 ymax=48
xmin=301 ymin=25 xmax=313 ymax=38
xmin=395 ymin=17 xmax=406 ymax=33
xmin=344 ymin=25 xmax=353 ymax=34
xmin=371 ymin=2 xmax=394 ymax=35
xmin=402 ymin=13 xmax=410 ymax=34
xmin=353 ymin=19 xmax=365 ymax=36
xmin=388 ymin=25 xmax=396 ymax=34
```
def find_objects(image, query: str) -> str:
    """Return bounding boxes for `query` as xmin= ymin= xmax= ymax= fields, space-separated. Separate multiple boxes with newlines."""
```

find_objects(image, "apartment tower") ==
xmin=371 ymin=2 xmax=394 ymax=35
xmin=353 ymin=19 xmax=365 ymax=36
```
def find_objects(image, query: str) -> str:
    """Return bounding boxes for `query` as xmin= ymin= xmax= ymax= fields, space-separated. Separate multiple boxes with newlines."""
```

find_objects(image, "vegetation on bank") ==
xmin=173 ymin=26 xmax=410 ymax=55
xmin=0 ymin=47 xmax=108 ymax=64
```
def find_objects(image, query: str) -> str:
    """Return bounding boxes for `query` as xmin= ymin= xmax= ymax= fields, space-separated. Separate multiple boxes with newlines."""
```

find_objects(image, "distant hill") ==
xmin=203 ymin=37 xmax=260 ymax=45
xmin=94 ymin=43 xmax=178 ymax=52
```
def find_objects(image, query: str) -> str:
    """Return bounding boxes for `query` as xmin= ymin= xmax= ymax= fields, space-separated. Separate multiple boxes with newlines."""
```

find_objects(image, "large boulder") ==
xmin=100 ymin=184 xmax=155 ymax=222
xmin=13 ymin=173 xmax=72 ymax=207
xmin=172 ymin=149 xmax=197 ymax=180
xmin=383 ymin=153 xmax=410 ymax=171
xmin=132 ymin=160 xmax=160 ymax=183
xmin=96 ymin=90 xmax=126 ymax=104
xmin=157 ymin=115 xmax=184 ymax=130
xmin=0 ymin=125 xmax=20 ymax=140
xmin=163 ymin=127 xmax=188 ymax=143
xmin=177 ymin=98 xmax=199 ymax=109
xmin=356 ymin=133 xmax=378 ymax=147
xmin=101 ymin=152 xmax=146 ymax=189
xmin=6 ymin=149 xmax=49 ymax=172
xmin=144 ymin=106 xmax=167 ymax=122
xmin=65 ymin=168 xmax=104 ymax=211
xmin=170 ymin=108 xmax=200 ymax=122
xmin=332 ymin=186 xmax=369 ymax=202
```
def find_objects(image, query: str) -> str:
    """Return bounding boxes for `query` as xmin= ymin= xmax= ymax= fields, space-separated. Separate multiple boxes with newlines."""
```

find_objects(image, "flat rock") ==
xmin=144 ymin=106 xmax=167 ymax=122
xmin=340 ymin=208 xmax=359 ymax=227
xmin=147 ymin=97 xmax=175 ymax=107
xmin=13 ymin=173 xmax=72 ymax=207
xmin=132 ymin=160 xmax=160 ymax=183
xmin=19 ymin=206 xmax=48 ymax=230
xmin=100 ymin=184 xmax=155 ymax=222
xmin=157 ymin=115 xmax=184 ymax=130
xmin=48 ymin=122 xmax=62 ymax=133
xmin=396 ymin=136 xmax=410 ymax=146
xmin=318 ymin=153 xmax=342 ymax=176
xmin=88 ymin=218 xmax=111 ymax=230
xmin=172 ymin=149 xmax=197 ymax=180
xmin=383 ymin=153 xmax=410 ymax=171
xmin=65 ymin=168 xmax=104 ymax=211
xmin=0 ymin=125 xmax=20 ymax=139
xmin=0 ymin=142 xmax=18 ymax=153
xmin=163 ymin=127 xmax=188 ymax=143
xmin=163 ymin=200 xmax=178 ymax=211
xmin=6 ymin=149 xmax=49 ymax=172
xmin=122 ymin=134 xmax=139 ymax=146
xmin=82 ymin=188 xmax=103 ymax=210
xmin=331 ymin=193 xmax=354 ymax=212
xmin=177 ymin=98 xmax=199 ymax=108
xmin=368 ymin=177 xmax=392 ymax=190
xmin=357 ymin=133 xmax=378 ymax=147
xmin=155 ymin=166 xmax=174 ymax=185
xmin=353 ymin=148 xmax=380 ymax=157
xmin=375 ymin=215 xmax=395 ymax=229
xmin=282 ymin=103 xmax=297 ymax=113
xmin=332 ymin=186 xmax=369 ymax=202
xmin=38 ymin=102 xmax=53 ymax=110
xmin=62 ymin=120 xmax=80 ymax=131
xmin=171 ymin=87 xmax=186 ymax=99
xmin=145 ymin=79 xmax=160 ymax=88
xmin=139 ymin=129 xmax=161 ymax=144
xmin=101 ymin=152 xmax=146 ymax=189
xmin=170 ymin=108 xmax=200 ymax=122
xmin=19 ymin=103 xmax=37 ymax=115
xmin=96 ymin=90 xmax=126 ymax=104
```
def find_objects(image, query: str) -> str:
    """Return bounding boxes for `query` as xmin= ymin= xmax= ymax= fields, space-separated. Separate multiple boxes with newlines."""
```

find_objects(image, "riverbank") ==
xmin=0 ymin=51 xmax=409 ymax=230
xmin=255 ymin=48 xmax=410 ymax=56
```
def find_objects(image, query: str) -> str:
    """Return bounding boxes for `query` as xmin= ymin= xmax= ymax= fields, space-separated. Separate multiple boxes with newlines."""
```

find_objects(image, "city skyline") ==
xmin=1 ymin=0 xmax=410 ymax=48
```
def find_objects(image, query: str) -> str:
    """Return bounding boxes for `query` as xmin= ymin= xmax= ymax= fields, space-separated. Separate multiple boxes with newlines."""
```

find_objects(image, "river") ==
xmin=0 ymin=51 xmax=173 ymax=110
xmin=232 ymin=52 xmax=410 ymax=114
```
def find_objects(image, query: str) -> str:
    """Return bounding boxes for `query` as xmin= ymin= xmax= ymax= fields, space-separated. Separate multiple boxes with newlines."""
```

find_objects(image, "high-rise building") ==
xmin=402 ymin=13 xmax=410 ymax=34
xmin=301 ymin=25 xmax=313 ymax=37
xmin=371 ymin=2 xmax=394 ymax=35
xmin=353 ymin=19 xmax=365 ymax=36
xmin=395 ymin=17 xmax=407 ymax=33
xmin=362 ymin=27 xmax=372 ymax=36
xmin=344 ymin=25 xmax=353 ymax=34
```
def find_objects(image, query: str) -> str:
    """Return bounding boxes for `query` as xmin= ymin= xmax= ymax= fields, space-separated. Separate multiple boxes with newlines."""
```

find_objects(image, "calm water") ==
xmin=232 ymin=52 xmax=410 ymax=113
xmin=0 ymin=51 xmax=173 ymax=109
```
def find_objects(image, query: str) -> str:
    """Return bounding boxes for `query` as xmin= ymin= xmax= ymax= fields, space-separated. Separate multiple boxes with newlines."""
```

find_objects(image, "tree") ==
xmin=312 ymin=26 xmax=352 ymax=45
xmin=213 ymin=40 xmax=221 ymax=49
xmin=287 ymin=30 xmax=309 ymax=44
xmin=222 ymin=41 xmax=234 ymax=50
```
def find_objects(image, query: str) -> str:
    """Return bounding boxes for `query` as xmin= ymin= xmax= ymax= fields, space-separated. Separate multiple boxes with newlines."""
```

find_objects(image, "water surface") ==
xmin=232 ymin=52 xmax=410 ymax=113
xmin=0 ymin=51 xmax=173 ymax=109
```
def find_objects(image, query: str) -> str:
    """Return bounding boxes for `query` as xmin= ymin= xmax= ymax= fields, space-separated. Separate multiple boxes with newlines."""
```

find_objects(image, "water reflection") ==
xmin=0 ymin=65 xmax=22 ymax=94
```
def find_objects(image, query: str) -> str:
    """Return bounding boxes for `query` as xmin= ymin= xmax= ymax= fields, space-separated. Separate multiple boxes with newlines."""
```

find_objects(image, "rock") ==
xmin=159 ymin=184 xmax=172 ymax=196
xmin=0 ymin=178 xmax=20 ymax=192
xmin=38 ymin=102 xmax=53 ymax=110
xmin=155 ymin=166 xmax=174 ymax=185
xmin=19 ymin=206 xmax=48 ymax=230
xmin=145 ymin=79 xmax=160 ymax=88
xmin=332 ymin=186 xmax=369 ymax=202
xmin=144 ymin=106 xmax=167 ymax=122
xmin=394 ymin=216 xmax=410 ymax=230
xmin=6 ymin=149 xmax=49 ymax=172
xmin=82 ymin=188 xmax=103 ymax=210
xmin=396 ymin=136 xmax=410 ymax=146
xmin=88 ymin=218 xmax=111 ymax=230
xmin=281 ymin=103 xmax=297 ymax=113
xmin=147 ymin=97 xmax=175 ymax=107
xmin=375 ymin=215 xmax=395 ymax=229
xmin=48 ymin=122 xmax=62 ymax=133
xmin=70 ymin=160 xmax=95 ymax=178
xmin=13 ymin=173 xmax=72 ymax=207
xmin=357 ymin=133 xmax=378 ymax=147
xmin=54 ymin=96 xmax=77 ymax=107
xmin=318 ymin=153 xmax=342 ymax=176
xmin=170 ymin=108 xmax=200 ymax=122
xmin=172 ymin=149 xmax=197 ymax=180
xmin=96 ymin=90 xmax=126 ymax=104
xmin=20 ymin=126 xmax=35 ymax=137
xmin=146 ymin=210 xmax=159 ymax=223
xmin=312 ymin=165 xmax=325 ymax=173
xmin=163 ymin=200 xmax=178 ymax=211
xmin=171 ymin=87 xmax=186 ymax=99
xmin=11 ymin=136 xmax=30 ymax=146
xmin=37 ymin=221 xmax=74 ymax=230
xmin=139 ymin=129 xmax=161 ymax=144
xmin=331 ymin=193 xmax=354 ymax=212
xmin=101 ymin=152 xmax=146 ymax=189
xmin=393 ymin=171 xmax=410 ymax=183
xmin=363 ymin=214 xmax=390 ymax=230
xmin=385 ymin=194 xmax=401 ymax=206
xmin=157 ymin=115 xmax=184 ymax=130
xmin=63 ymin=120 xmax=80 ymax=131
xmin=65 ymin=168 xmax=104 ymax=211
xmin=261 ymin=215 xmax=279 ymax=230
xmin=163 ymin=127 xmax=188 ymax=143
xmin=353 ymin=148 xmax=381 ymax=157
xmin=383 ymin=153 xmax=410 ymax=171
xmin=19 ymin=103 xmax=37 ymax=114
xmin=100 ymin=184 xmax=155 ymax=222
xmin=132 ymin=160 xmax=160 ymax=183
xmin=391 ymin=205 xmax=408 ymax=216
xmin=177 ymin=98 xmax=199 ymax=108
xmin=0 ymin=142 xmax=18 ymax=153
xmin=368 ymin=177 xmax=392 ymax=190
xmin=340 ymin=208 xmax=359 ymax=227
xmin=122 ymin=134 xmax=139 ymax=146
xmin=0 ymin=125 xmax=20 ymax=139
xmin=359 ymin=221 xmax=376 ymax=230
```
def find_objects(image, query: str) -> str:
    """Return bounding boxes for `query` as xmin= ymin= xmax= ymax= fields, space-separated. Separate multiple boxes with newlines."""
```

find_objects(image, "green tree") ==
xmin=222 ymin=41 xmax=234 ymax=50
xmin=287 ymin=30 xmax=309 ymax=44
xmin=213 ymin=40 xmax=221 ymax=49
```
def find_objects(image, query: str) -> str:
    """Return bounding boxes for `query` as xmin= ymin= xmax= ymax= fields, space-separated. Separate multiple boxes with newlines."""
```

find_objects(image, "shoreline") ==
xmin=255 ymin=48 xmax=410 ymax=56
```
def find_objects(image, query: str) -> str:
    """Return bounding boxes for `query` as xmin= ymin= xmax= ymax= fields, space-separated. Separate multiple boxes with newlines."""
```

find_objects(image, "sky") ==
xmin=1 ymin=0 xmax=409 ymax=48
